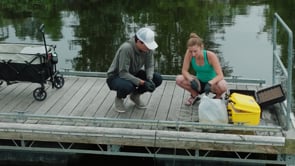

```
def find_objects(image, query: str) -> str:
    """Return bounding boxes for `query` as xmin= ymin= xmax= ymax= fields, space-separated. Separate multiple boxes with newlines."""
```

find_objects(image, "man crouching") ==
xmin=106 ymin=27 xmax=162 ymax=112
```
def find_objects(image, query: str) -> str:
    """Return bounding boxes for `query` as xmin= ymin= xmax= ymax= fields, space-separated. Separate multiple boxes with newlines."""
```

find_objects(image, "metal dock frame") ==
xmin=272 ymin=12 xmax=294 ymax=131
xmin=0 ymin=113 xmax=288 ymax=165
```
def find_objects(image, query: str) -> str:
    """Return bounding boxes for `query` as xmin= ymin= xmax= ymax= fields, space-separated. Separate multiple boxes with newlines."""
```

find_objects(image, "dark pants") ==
xmin=106 ymin=70 xmax=162 ymax=98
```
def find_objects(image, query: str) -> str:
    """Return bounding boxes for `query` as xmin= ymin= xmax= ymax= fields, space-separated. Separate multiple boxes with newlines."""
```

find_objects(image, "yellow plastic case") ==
xmin=227 ymin=93 xmax=261 ymax=126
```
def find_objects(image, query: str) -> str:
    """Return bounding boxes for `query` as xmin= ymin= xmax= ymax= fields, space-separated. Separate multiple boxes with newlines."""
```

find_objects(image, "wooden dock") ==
xmin=0 ymin=72 xmax=294 ymax=165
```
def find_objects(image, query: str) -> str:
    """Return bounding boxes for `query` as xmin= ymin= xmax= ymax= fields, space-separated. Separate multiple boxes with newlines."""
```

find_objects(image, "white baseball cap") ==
xmin=136 ymin=27 xmax=158 ymax=50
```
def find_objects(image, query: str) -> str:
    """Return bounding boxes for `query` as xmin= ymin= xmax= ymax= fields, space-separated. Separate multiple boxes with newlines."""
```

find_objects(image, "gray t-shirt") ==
xmin=107 ymin=37 xmax=155 ymax=86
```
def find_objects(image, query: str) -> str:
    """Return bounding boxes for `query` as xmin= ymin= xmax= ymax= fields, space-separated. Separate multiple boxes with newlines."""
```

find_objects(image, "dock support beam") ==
xmin=108 ymin=145 xmax=121 ymax=153
xmin=278 ymin=154 xmax=295 ymax=165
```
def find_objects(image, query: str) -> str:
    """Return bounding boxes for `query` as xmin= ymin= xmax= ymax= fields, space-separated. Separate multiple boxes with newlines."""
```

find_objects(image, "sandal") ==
xmin=185 ymin=95 xmax=200 ymax=106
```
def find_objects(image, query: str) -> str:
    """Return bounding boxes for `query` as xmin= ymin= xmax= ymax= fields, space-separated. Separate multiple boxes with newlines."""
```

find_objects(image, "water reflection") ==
xmin=0 ymin=0 xmax=294 ymax=84
xmin=215 ymin=5 xmax=273 ymax=83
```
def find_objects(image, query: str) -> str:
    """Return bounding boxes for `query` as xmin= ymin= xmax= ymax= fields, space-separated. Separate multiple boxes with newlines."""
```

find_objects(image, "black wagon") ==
xmin=0 ymin=24 xmax=64 ymax=101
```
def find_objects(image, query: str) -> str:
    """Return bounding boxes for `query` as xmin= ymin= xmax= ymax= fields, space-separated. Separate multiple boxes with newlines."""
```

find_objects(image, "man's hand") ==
xmin=144 ymin=79 xmax=156 ymax=92
xmin=147 ymin=79 xmax=156 ymax=88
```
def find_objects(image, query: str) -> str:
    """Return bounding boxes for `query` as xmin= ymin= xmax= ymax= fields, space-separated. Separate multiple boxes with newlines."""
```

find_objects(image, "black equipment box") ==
xmin=256 ymin=84 xmax=286 ymax=108
xmin=228 ymin=84 xmax=285 ymax=108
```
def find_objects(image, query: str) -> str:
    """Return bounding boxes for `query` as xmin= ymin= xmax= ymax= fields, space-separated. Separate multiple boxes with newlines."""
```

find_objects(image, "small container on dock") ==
xmin=256 ymin=84 xmax=286 ymax=108
xmin=227 ymin=93 xmax=261 ymax=126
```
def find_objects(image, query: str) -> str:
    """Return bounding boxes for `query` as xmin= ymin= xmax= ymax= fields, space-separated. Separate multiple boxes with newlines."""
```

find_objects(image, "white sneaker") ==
xmin=115 ymin=97 xmax=126 ymax=113
xmin=130 ymin=93 xmax=147 ymax=109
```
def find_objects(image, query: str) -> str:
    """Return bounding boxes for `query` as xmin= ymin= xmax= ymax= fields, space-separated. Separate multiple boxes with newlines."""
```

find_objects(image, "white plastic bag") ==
xmin=198 ymin=95 xmax=228 ymax=124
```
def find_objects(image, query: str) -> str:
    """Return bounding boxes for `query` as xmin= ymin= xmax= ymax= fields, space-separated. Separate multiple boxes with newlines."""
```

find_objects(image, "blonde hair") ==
xmin=187 ymin=33 xmax=204 ymax=48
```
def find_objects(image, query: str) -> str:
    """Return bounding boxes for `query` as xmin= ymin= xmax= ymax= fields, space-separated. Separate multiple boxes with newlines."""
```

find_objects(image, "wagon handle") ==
xmin=39 ymin=23 xmax=53 ymax=84
xmin=39 ymin=24 xmax=45 ymax=33
xmin=39 ymin=24 xmax=48 ymax=60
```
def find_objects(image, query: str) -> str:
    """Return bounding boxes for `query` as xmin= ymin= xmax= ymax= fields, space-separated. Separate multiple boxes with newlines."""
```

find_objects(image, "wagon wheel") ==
xmin=33 ymin=87 xmax=47 ymax=101
xmin=53 ymin=76 xmax=64 ymax=89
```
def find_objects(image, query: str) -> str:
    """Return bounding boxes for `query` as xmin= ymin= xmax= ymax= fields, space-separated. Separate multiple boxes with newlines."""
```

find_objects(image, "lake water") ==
xmin=1 ymin=1 xmax=294 ymax=86
xmin=215 ymin=5 xmax=273 ymax=84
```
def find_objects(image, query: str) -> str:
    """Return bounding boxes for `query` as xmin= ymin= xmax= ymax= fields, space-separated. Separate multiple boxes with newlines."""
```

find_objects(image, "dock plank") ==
xmin=70 ymin=78 xmax=105 ymax=117
xmin=24 ymin=77 xmax=78 ymax=124
xmin=177 ymin=91 xmax=196 ymax=122
xmin=0 ymin=83 xmax=18 ymax=100
xmin=89 ymin=83 xmax=113 ymax=117
xmin=0 ymin=83 xmax=31 ymax=112
xmin=142 ymin=80 xmax=166 ymax=121
xmin=155 ymin=81 xmax=175 ymax=121
xmin=167 ymin=84 xmax=185 ymax=121
xmin=46 ymin=77 xmax=86 ymax=116
xmin=2 ymin=83 xmax=36 ymax=113
xmin=12 ymin=84 xmax=42 ymax=113
xmin=129 ymin=92 xmax=152 ymax=119
xmin=57 ymin=77 xmax=97 ymax=117
xmin=36 ymin=77 xmax=78 ymax=114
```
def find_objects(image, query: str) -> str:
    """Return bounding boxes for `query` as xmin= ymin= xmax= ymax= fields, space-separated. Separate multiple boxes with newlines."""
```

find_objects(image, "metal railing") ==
xmin=59 ymin=70 xmax=266 ymax=85
xmin=272 ymin=13 xmax=293 ymax=130
xmin=0 ymin=112 xmax=283 ymax=133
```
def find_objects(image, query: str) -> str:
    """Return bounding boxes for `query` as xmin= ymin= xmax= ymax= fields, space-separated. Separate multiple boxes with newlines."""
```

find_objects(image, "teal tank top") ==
xmin=191 ymin=50 xmax=216 ymax=82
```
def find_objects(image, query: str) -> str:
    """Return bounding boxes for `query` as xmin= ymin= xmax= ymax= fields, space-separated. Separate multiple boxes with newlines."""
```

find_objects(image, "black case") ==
xmin=256 ymin=84 xmax=286 ymax=108
xmin=228 ymin=84 xmax=285 ymax=108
